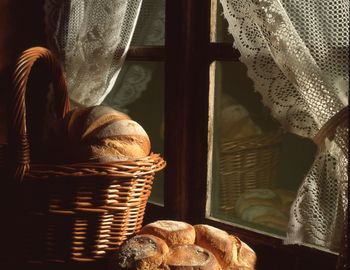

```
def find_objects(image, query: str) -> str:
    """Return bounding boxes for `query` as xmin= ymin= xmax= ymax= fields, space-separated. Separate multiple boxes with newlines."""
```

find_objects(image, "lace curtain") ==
xmin=44 ymin=0 xmax=143 ymax=107
xmin=220 ymin=0 xmax=348 ymax=253
xmin=103 ymin=0 xmax=165 ymax=112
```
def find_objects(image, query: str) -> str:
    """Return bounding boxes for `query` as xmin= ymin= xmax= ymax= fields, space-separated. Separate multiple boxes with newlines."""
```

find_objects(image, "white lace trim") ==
xmin=103 ymin=63 xmax=153 ymax=112
xmin=220 ymin=0 xmax=348 ymax=252
xmin=220 ymin=0 xmax=347 ymax=138
xmin=44 ymin=0 xmax=143 ymax=107
xmin=285 ymin=126 xmax=348 ymax=251
xmin=103 ymin=0 xmax=165 ymax=111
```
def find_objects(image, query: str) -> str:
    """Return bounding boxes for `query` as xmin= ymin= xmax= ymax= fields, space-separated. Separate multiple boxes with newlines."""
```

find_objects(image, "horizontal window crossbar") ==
xmin=127 ymin=44 xmax=240 ymax=62
xmin=127 ymin=46 xmax=165 ymax=61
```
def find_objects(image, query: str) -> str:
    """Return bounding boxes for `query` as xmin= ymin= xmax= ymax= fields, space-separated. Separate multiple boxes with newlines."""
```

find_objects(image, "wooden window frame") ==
xmin=127 ymin=0 xmax=339 ymax=269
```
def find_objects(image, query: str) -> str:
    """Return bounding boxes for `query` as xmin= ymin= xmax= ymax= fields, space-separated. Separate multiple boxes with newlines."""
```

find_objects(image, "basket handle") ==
xmin=313 ymin=105 xmax=348 ymax=153
xmin=8 ymin=47 xmax=70 ymax=181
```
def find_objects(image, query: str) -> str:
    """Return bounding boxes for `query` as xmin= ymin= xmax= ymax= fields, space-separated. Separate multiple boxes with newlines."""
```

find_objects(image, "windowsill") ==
xmin=207 ymin=215 xmax=339 ymax=255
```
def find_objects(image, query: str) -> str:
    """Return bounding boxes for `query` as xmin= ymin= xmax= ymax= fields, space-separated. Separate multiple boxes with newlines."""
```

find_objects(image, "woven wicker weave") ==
xmin=4 ymin=47 xmax=165 ymax=263
xmin=219 ymin=130 xmax=282 ymax=214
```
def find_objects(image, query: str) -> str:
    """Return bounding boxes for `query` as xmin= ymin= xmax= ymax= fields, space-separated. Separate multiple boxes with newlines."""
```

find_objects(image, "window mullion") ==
xmin=126 ymin=46 xmax=165 ymax=61
xmin=164 ymin=0 xmax=196 ymax=220
xmin=184 ymin=0 xmax=212 ymax=224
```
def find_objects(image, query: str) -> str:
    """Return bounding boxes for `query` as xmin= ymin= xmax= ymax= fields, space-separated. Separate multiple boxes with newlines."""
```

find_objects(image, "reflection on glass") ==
xmin=104 ymin=61 xmax=164 ymax=205
xmin=211 ymin=0 xmax=234 ymax=43
xmin=131 ymin=0 xmax=165 ymax=46
xmin=209 ymin=61 xmax=316 ymax=237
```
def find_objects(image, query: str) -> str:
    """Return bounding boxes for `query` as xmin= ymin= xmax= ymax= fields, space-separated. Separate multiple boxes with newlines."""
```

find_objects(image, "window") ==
xmin=104 ymin=0 xmax=166 ymax=206
xmin=106 ymin=0 xmax=340 ymax=269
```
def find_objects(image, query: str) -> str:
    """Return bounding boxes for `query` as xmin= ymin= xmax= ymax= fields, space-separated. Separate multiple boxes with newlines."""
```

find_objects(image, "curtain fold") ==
xmin=220 ymin=0 xmax=348 ymax=253
xmin=44 ymin=0 xmax=143 ymax=107
xmin=103 ymin=0 xmax=165 ymax=111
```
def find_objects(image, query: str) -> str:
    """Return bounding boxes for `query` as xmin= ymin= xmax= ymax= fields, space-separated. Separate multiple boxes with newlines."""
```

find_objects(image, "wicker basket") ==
xmin=4 ymin=47 xmax=166 ymax=263
xmin=219 ymin=130 xmax=283 ymax=214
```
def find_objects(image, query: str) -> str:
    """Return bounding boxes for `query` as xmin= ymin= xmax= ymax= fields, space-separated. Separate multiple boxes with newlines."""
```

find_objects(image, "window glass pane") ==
xmin=131 ymin=0 xmax=165 ymax=46
xmin=104 ymin=61 xmax=164 ymax=205
xmin=211 ymin=0 xmax=234 ymax=43
xmin=209 ymin=61 xmax=316 ymax=237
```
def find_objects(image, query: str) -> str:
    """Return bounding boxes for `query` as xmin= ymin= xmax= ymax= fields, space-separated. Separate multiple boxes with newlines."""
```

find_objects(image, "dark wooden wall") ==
xmin=0 ymin=0 xmax=46 ymax=143
xmin=0 ymin=1 xmax=47 ymax=269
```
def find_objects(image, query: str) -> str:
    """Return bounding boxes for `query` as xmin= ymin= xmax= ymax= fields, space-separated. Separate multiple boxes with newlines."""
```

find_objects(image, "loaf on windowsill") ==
xmin=164 ymin=244 xmax=222 ymax=270
xmin=139 ymin=220 xmax=196 ymax=247
xmin=113 ymin=234 xmax=169 ymax=270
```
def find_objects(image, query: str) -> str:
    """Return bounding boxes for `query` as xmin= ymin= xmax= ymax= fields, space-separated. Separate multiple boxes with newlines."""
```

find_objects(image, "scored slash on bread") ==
xmin=65 ymin=106 xmax=131 ymax=142
xmin=112 ymin=221 xmax=256 ymax=270
xmin=85 ymin=120 xmax=149 ymax=141
xmin=52 ymin=105 xmax=151 ymax=163
xmin=89 ymin=135 xmax=151 ymax=162
xmin=194 ymin=224 xmax=256 ymax=270
xmin=165 ymin=244 xmax=222 ymax=270
xmin=66 ymin=106 xmax=93 ymax=142
xmin=194 ymin=224 xmax=233 ymax=269
xmin=81 ymin=106 xmax=131 ymax=141
xmin=139 ymin=220 xmax=196 ymax=247
xmin=228 ymin=235 xmax=256 ymax=270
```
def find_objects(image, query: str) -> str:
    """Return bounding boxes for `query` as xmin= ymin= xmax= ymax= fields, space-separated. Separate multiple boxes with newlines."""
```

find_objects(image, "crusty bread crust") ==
xmin=194 ymin=224 xmax=256 ymax=270
xmin=140 ymin=220 xmax=196 ymax=247
xmin=228 ymin=235 xmax=256 ymax=270
xmin=85 ymin=119 xmax=149 ymax=141
xmin=165 ymin=244 xmax=222 ymax=270
xmin=88 ymin=135 xmax=151 ymax=162
xmin=82 ymin=105 xmax=130 ymax=140
xmin=194 ymin=225 xmax=233 ymax=269
xmin=66 ymin=107 xmax=92 ymax=142
xmin=56 ymin=105 xmax=150 ymax=162
xmin=115 ymin=234 xmax=169 ymax=270
xmin=113 ymin=223 xmax=256 ymax=270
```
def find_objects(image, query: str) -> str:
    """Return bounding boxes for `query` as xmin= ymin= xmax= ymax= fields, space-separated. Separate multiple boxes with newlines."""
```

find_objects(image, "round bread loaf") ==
xmin=81 ymin=105 xmax=131 ymax=140
xmin=52 ymin=105 xmax=151 ymax=162
xmin=235 ymin=189 xmax=282 ymax=217
xmin=139 ymin=220 xmax=196 ymax=247
xmin=194 ymin=224 xmax=234 ymax=269
xmin=65 ymin=105 xmax=131 ymax=141
xmin=85 ymin=118 xmax=151 ymax=162
xmin=164 ymin=244 xmax=221 ymax=270
xmin=228 ymin=235 xmax=257 ymax=270
xmin=194 ymin=224 xmax=256 ymax=270
xmin=113 ymin=234 xmax=169 ymax=270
